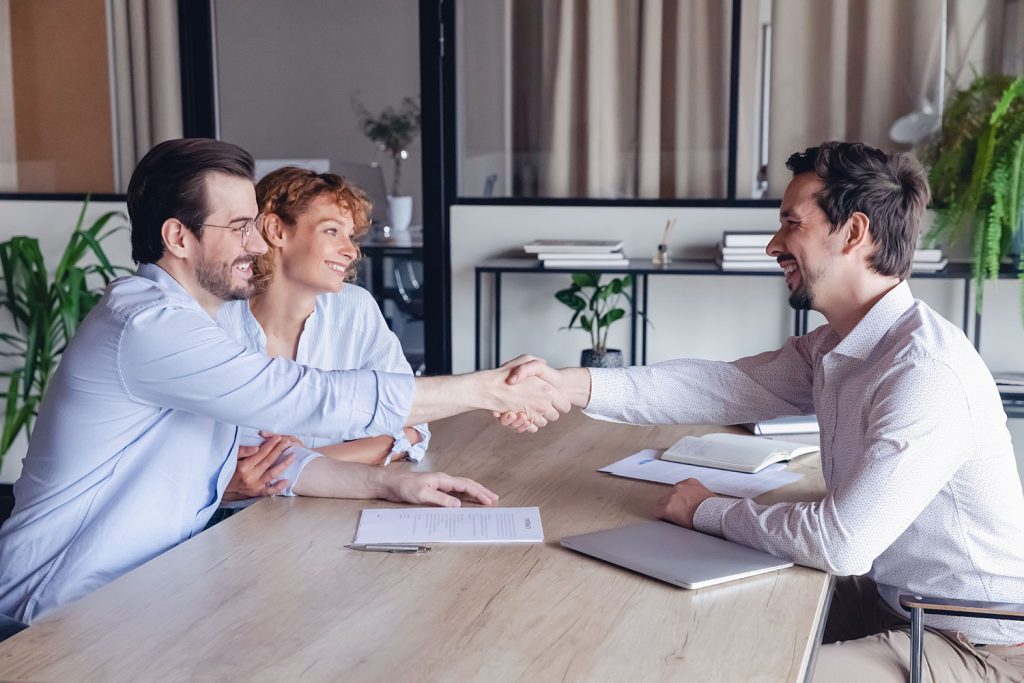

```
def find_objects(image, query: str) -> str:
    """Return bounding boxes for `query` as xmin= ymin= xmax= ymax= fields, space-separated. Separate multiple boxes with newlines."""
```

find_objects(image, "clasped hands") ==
xmin=485 ymin=355 xmax=578 ymax=433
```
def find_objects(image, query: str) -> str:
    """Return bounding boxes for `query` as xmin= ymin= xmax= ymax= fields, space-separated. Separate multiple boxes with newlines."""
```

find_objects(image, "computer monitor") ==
xmin=330 ymin=161 xmax=391 ymax=230
xmin=253 ymin=158 xmax=330 ymax=182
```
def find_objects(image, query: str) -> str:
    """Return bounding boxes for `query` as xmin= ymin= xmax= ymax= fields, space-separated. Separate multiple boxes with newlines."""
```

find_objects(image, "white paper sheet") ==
xmin=353 ymin=507 xmax=544 ymax=544
xmin=599 ymin=450 xmax=804 ymax=498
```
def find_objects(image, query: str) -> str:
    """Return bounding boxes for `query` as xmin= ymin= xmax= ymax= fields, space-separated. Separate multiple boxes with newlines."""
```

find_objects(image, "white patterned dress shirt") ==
xmin=218 ymin=285 xmax=429 ymax=467
xmin=587 ymin=281 xmax=1024 ymax=645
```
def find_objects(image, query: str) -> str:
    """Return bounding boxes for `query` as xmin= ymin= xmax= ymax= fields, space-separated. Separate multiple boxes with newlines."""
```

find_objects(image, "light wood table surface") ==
xmin=0 ymin=410 xmax=830 ymax=682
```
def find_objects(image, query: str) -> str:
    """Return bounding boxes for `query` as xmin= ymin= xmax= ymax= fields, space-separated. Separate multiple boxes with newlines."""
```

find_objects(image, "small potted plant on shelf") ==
xmin=0 ymin=201 xmax=127 ymax=521
xmin=555 ymin=272 xmax=635 ymax=368
xmin=353 ymin=95 xmax=421 ymax=233
xmin=924 ymin=74 xmax=1024 ymax=319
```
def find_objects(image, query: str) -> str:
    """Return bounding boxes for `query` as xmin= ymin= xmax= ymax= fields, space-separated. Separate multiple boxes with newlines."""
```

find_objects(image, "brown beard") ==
xmin=195 ymin=250 xmax=255 ymax=302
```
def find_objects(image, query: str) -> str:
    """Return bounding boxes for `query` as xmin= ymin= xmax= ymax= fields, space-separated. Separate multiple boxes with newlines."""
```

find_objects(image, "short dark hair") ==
xmin=785 ymin=141 xmax=931 ymax=279
xmin=127 ymin=138 xmax=255 ymax=264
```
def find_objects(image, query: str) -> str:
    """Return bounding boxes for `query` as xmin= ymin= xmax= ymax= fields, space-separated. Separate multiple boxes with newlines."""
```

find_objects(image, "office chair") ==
xmin=392 ymin=259 xmax=425 ymax=375
xmin=0 ymin=614 xmax=27 ymax=643
xmin=899 ymin=594 xmax=1024 ymax=683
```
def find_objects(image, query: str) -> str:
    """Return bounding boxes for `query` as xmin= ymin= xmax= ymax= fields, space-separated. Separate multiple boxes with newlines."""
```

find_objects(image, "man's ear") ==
xmin=161 ymin=219 xmax=193 ymax=259
xmin=262 ymin=213 xmax=287 ymax=248
xmin=843 ymin=211 xmax=872 ymax=254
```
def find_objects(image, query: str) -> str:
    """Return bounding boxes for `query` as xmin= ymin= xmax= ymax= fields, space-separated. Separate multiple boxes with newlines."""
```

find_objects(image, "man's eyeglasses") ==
xmin=197 ymin=214 xmax=265 ymax=247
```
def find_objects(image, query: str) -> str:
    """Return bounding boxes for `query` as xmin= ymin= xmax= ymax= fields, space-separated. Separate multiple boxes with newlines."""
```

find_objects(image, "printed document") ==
xmin=354 ymin=507 xmax=544 ymax=544
xmin=599 ymin=450 xmax=804 ymax=498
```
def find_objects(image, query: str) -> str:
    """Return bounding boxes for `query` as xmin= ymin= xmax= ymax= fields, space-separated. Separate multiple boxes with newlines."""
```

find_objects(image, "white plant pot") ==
xmin=387 ymin=195 xmax=413 ymax=232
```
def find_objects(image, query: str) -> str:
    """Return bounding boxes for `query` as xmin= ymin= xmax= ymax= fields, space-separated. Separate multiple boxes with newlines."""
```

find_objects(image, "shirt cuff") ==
xmin=367 ymin=371 xmax=415 ymax=437
xmin=275 ymin=445 xmax=323 ymax=497
xmin=692 ymin=497 xmax=737 ymax=537
xmin=582 ymin=368 xmax=627 ymax=419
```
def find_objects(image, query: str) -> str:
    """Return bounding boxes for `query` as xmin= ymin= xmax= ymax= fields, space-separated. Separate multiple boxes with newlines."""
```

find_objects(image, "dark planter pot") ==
xmin=581 ymin=348 xmax=624 ymax=368
xmin=0 ymin=484 xmax=14 ymax=525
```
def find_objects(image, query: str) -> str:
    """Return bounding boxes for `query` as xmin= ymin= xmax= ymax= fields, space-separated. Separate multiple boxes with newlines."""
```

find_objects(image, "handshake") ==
xmin=484 ymin=355 xmax=593 ymax=433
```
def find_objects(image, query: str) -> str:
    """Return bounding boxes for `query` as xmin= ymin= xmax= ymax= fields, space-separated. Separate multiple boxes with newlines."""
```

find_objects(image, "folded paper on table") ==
xmin=599 ymin=450 xmax=804 ymax=498
xmin=354 ymin=506 xmax=544 ymax=544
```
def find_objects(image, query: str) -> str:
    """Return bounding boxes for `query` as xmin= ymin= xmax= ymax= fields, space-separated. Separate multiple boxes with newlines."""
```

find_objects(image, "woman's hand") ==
xmin=222 ymin=435 xmax=297 ymax=501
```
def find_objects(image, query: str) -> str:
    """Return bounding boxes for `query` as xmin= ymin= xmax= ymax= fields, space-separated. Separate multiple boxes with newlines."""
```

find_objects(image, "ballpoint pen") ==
xmin=346 ymin=543 xmax=431 ymax=554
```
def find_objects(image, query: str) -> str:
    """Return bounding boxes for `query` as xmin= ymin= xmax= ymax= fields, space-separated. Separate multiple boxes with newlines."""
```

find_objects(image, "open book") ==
xmin=662 ymin=433 xmax=819 ymax=474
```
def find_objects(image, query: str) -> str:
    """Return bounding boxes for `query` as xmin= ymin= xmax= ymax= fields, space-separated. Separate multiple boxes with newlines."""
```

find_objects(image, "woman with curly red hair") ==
xmin=217 ymin=166 xmax=428 ymax=501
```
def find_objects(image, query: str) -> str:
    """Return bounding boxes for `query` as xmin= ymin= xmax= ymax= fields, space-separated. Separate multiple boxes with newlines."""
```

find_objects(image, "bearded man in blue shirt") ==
xmin=0 ymin=138 xmax=568 ymax=624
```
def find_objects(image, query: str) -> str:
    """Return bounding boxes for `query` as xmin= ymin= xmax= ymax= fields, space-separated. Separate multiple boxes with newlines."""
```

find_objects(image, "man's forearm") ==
xmin=291 ymin=456 xmax=389 ymax=498
xmin=406 ymin=373 xmax=495 ymax=425
xmin=558 ymin=367 xmax=593 ymax=407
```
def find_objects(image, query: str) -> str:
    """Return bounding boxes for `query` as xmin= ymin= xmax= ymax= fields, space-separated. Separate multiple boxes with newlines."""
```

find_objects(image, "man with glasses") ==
xmin=0 ymin=138 xmax=567 ymax=624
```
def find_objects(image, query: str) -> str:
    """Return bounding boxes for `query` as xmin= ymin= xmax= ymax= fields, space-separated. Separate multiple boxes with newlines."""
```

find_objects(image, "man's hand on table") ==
xmin=380 ymin=470 xmax=499 ymax=508
xmin=654 ymin=478 xmax=717 ymax=529
xmin=222 ymin=434 xmax=298 ymax=501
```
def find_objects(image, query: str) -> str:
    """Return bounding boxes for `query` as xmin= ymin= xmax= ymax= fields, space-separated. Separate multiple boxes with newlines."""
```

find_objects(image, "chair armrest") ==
xmin=899 ymin=594 xmax=1024 ymax=621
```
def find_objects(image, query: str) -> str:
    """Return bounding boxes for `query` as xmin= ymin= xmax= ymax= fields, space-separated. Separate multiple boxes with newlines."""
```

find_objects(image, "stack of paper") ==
xmin=523 ymin=239 xmax=628 ymax=269
xmin=599 ymin=450 xmax=804 ymax=498
xmin=715 ymin=232 xmax=777 ymax=271
xmin=743 ymin=415 xmax=820 ymax=435
xmin=911 ymin=248 xmax=948 ymax=273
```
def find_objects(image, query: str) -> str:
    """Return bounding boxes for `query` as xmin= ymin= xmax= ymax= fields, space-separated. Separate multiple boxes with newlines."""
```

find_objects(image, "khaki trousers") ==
xmin=813 ymin=576 xmax=1024 ymax=682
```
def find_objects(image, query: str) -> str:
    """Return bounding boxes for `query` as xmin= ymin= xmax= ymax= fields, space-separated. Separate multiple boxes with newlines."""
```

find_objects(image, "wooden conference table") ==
xmin=0 ymin=411 xmax=831 ymax=682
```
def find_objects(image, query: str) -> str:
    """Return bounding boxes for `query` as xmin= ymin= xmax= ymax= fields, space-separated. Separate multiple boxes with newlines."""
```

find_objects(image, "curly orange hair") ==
xmin=252 ymin=167 xmax=373 ymax=291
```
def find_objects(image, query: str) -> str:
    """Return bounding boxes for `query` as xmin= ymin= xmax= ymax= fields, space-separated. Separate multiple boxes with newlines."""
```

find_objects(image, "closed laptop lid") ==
xmin=561 ymin=520 xmax=793 ymax=589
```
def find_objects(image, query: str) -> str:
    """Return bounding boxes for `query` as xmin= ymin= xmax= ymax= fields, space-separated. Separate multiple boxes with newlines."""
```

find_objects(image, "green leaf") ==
xmin=609 ymin=279 xmax=623 ymax=294
xmin=580 ymin=315 xmax=592 ymax=332
xmin=600 ymin=308 xmax=626 ymax=327
xmin=555 ymin=289 xmax=586 ymax=311
xmin=571 ymin=272 xmax=598 ymax=288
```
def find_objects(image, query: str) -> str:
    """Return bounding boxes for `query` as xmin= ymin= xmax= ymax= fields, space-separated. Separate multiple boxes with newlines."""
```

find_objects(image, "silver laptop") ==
xmin=561 ymin=521 xmax=793 ymax=589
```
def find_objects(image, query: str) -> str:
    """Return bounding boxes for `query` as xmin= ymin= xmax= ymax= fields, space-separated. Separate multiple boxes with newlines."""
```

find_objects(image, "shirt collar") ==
xmin=830 ymin=281 xmax=914 ymax=360
xmin=135 ymin=263 xmax=206 ymax=312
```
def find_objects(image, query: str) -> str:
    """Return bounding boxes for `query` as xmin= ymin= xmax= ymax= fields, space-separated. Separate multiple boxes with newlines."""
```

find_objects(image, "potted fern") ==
xmin=353 ymin=95 xmax=421 ymax=233
xmin=0 ymin=200 xmax=126 ymax=520
xmin=555 ymin=272 xmax=634 ymax=368
xmin=925 ymin=74 xmax=1024 ymax=318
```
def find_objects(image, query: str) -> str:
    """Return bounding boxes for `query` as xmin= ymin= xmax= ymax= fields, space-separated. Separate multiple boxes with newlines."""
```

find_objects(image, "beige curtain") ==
xmin=109 ymin=0 xmax=183 ymax=191
xmin=512 ymin=0 xmax=731 ymax=199
xmin=761 ymin=0 xmax=1016 ymax=196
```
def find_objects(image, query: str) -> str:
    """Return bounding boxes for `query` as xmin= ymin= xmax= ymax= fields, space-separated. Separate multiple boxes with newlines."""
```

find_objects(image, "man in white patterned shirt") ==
xmin=505 ymin=142 xmax=1024 ymax=681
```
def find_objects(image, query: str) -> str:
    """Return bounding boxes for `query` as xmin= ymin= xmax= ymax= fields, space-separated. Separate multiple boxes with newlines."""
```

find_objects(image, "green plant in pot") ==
xmin=353 ymin=95 xmax=421 ymax=233
xmin=0 ymin=201 xmax=127 ymax=477
xmin=924 ymin=74 xmax=1024 ymax=319
xmin=555 ymin=272 xmax=634 ymax=368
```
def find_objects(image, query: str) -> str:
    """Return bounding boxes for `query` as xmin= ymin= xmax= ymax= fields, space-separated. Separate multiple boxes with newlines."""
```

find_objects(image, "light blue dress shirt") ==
xmin=0 ymin=264 xmax=413 ymax=622
xmin=217 ymin=285 xmax=429 ymax=466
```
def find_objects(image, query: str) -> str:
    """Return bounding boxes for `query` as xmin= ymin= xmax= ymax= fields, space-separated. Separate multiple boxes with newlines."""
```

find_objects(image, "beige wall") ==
xmin=214 ymin=0 xmax=423 ymax=221
xmin=10 ymin=0 xmax=114 ymax=192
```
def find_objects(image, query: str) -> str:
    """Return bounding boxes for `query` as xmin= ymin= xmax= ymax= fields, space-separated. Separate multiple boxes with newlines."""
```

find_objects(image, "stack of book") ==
xmin=523 ymin=240 xmax=627 ymax=268
xmin=911 ymin=248 xmax=948 ymax=273
xmin=715 ymin=233 xmax=949 ymax=274
xmin=994 ymin=372 xmax=1024 ymax=408
xmin=716 ymin=232 xmax=776 ymax=271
